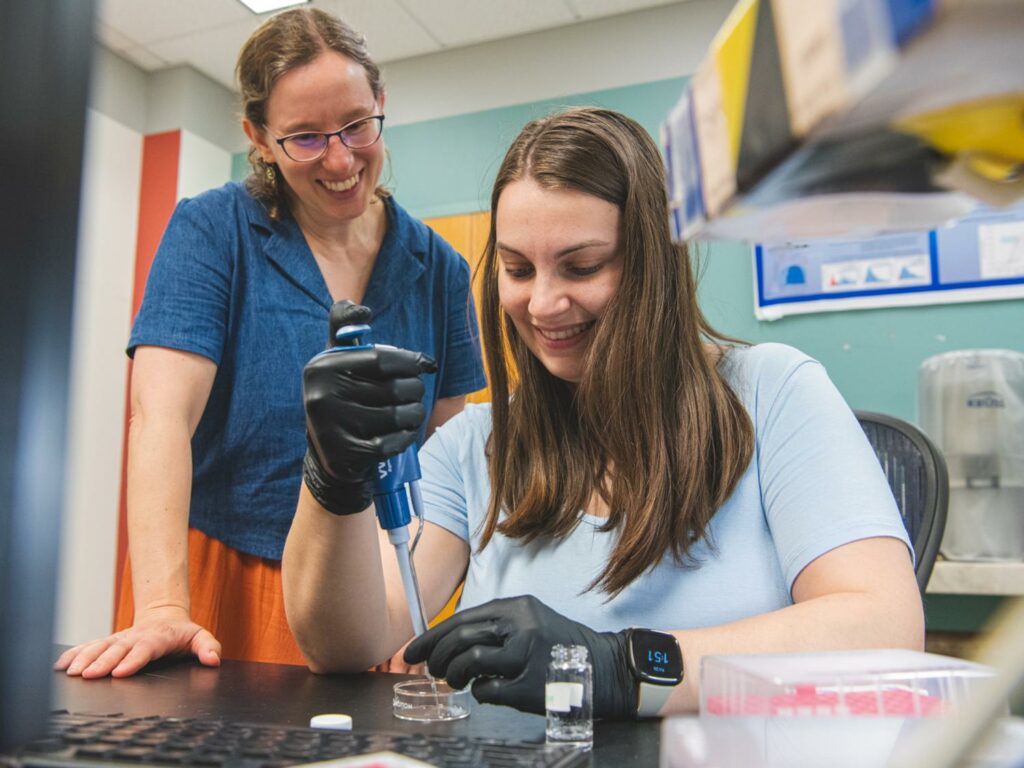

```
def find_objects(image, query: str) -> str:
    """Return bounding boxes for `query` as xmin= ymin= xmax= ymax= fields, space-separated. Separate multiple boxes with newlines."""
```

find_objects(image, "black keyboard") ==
xmin=9 ymin=711 xmax=590 ymax=767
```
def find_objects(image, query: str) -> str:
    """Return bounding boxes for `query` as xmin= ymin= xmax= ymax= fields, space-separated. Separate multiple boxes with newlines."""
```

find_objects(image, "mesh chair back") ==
xmin=855 ymin=410 xmax=949 ymax=592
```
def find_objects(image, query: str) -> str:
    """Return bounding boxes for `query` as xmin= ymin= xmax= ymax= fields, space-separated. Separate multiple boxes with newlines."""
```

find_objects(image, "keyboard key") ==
xmin=75 ymin=745 xmax=115 ymax=758
xmin=113 ymin=746 xmax=157 ymax=759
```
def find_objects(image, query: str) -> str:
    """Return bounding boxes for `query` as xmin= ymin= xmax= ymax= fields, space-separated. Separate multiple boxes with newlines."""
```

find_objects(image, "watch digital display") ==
xmin=628 ymin=629 xmax=683 ymax=685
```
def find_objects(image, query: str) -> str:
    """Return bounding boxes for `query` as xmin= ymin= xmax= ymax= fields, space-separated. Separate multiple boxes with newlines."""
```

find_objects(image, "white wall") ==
xmin=179 ymin=129 xmax=233 ymax=199
xmin=56 ymin=109 xmax=141 ymax=644
xmin=90 ymin=45 xmax=147 ymax=133
xmin=149 ymin=66 xmax=246 ymax=153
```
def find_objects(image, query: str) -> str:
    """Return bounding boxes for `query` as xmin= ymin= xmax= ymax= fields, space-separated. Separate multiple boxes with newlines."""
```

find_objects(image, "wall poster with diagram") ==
xmin=753 ymin=201 xmax=1024 ymax=320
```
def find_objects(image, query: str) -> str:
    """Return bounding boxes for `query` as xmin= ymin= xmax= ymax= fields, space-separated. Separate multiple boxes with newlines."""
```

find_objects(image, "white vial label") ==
xmin=546 ymin=682 xmax=584 ymax=713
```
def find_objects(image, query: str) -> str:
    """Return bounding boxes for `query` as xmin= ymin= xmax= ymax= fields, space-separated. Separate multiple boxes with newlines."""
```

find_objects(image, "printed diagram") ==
xmin=978 ymin=221 xmax=1024 ymax=279
xmin=756 ymin=201 xmax=1024 ymax=318
xmin=821 ymin=255 xmax=930 ymax=292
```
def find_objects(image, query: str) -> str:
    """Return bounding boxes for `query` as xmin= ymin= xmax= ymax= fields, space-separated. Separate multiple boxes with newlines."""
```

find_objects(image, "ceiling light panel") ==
xmin=237 ymin=0 xmax=310 ymax=14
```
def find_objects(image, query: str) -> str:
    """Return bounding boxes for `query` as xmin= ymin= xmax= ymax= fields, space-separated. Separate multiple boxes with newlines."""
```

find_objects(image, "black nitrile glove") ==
xmin=302 ymin=300 xmax=437 ymax=516
xmin=403 ymin=595 xmax=638 ymax=719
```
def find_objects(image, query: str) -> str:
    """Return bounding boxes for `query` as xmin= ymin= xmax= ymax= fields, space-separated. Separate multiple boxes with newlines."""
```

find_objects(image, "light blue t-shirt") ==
xmin=417 ymin=343 xmax=911 ymax=633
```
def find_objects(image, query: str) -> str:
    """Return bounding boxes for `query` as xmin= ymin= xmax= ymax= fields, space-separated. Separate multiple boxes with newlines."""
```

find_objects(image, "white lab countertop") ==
xmin=927 ymin=561 xmax=1024 ymax=596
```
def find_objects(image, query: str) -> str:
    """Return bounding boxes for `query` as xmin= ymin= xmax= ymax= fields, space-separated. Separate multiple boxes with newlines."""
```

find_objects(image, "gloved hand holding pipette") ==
xmin=302 ymin=300 xmax=437 ymax=517
xmin=300 ymin=299 xmax=440 ymax=646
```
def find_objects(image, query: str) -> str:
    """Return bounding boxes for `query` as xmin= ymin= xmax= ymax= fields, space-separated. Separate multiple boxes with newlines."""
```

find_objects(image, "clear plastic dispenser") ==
xmin=700 ymin=649 xmax=993 ymax=718
xmin=392 ymin=679 xmax=470 ymax=722
xmin=918 ymin=349 xmax=1024 ymax=561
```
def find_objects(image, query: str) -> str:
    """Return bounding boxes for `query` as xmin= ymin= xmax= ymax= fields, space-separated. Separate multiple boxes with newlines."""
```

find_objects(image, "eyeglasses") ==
xmin=273 ymin=114 xmax=385 ymax=162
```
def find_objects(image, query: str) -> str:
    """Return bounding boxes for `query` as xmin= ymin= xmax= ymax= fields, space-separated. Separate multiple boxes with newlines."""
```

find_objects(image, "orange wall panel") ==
xmin=113 ymin=131 xmax=182 ymax=623
xmin=424 ymin=212 xmax=493 ymax=403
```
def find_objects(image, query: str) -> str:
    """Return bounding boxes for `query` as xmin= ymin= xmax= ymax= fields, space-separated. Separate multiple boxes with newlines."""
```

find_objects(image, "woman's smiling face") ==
xmin=496 ymin=178 xmax=623 ymax=384
xmin=250 ymin=50 xmax=385 ymax=225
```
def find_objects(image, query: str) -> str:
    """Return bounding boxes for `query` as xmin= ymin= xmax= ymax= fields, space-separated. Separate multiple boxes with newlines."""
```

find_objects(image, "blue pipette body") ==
xmin=315 ymin=323 xmax=429 ymax=635
xmin=374 ymin=447 xmax=420 ymax=531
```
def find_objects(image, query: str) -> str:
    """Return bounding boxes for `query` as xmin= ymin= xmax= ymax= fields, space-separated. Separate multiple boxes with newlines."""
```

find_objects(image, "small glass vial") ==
xmin=545 ymin=644 xmax=593 ymax=748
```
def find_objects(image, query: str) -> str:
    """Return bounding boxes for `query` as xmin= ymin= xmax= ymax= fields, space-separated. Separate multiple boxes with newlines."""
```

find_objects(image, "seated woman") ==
xmin=282 ymin=107 xmax=923 ymax=719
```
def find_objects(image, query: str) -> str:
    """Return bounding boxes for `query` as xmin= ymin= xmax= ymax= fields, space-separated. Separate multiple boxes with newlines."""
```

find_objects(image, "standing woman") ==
xmin=56 ymin=8 xmax=484 ymax=677
xmin=284 ymin=108 xmax=922 ymax=716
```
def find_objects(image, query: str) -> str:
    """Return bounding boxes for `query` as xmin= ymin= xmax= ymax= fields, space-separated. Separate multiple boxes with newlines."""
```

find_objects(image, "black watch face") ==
xmin=631 ymin=629 xmax=683 ymax=685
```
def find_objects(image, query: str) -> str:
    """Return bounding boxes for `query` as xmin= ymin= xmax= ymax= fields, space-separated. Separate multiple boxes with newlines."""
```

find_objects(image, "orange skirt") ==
xmin=114 ymin=528 xmax=306 ymax=666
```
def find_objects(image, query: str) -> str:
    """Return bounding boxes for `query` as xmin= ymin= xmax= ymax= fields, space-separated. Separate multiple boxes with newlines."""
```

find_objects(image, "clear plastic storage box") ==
xmin=918 ymin=349 xmax=1024 ymax=562
xmin=701 ymin=649 xmax=994 ymax=718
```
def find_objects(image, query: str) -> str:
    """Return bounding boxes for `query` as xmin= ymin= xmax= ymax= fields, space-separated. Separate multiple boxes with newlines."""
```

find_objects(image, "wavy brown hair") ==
xmin=478 ymin=108 xmax=754 ymax=596
xmin=235 ymin=8 xmax=385 ymax=220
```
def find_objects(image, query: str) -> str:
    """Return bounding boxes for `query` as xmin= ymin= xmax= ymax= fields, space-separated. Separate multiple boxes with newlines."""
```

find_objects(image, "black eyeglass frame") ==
xmin=273 ymin=114 xmax=385 ymax=162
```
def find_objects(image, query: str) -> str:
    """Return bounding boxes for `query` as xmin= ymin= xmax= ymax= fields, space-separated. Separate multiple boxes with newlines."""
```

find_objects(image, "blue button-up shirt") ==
xmin=129 ymin=182 xmax=485 ymax=558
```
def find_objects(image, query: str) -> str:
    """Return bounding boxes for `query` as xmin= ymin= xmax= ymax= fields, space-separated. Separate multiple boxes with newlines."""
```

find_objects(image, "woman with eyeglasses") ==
xmin=55 ymin=8 xmax=484 ymax=679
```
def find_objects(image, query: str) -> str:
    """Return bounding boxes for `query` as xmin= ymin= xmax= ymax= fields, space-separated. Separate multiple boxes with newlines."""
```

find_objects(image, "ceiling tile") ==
xmin=146 ymin=18 xmax=262 ymax=90
xmin=117 ymin=45 xmax=172 ymax=72
xmin=314 ymin=0 xmax=442 ymax=61
xmin=93 ymin=19 xmax=140 ymax=54
xmin=399 ymin=0 xmax=576 ymax=49
xmin=95 ymin=0 xmax=698 ymax=93
xmin=97 ymin=0 xmax=252 ymax=46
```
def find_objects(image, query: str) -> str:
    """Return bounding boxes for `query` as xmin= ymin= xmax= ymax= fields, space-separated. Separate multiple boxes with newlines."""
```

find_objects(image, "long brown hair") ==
xmin=479 ymin=108 xmax=754 ymax=596
xmin=235 ymin=8 xmax=385 ymax=219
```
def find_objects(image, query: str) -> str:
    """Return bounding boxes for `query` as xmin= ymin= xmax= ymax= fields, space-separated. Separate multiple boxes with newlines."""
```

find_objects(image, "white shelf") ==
xmin=926 ymin=561 xmax=1024 ymax=596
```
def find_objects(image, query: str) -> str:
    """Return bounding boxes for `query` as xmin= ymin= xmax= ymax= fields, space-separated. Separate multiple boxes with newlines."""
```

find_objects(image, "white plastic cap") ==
xmin=309 ymin=713 xmax=353 ymax=731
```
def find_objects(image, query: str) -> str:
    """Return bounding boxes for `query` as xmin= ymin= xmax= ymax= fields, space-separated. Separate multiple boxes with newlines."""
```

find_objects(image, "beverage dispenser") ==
xmin=918 ymin=349 xmax=1024 ymax=561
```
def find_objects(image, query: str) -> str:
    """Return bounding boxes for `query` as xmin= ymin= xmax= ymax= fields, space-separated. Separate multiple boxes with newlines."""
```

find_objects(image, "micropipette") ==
xmin=373 ymin=443 xmax=430 ymax=636
xmin=324 ymin=322 xmax=431 ymax=637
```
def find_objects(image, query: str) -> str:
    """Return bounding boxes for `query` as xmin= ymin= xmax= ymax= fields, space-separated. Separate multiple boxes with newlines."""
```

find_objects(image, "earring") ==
xmin=265 ymin=165 xmax=276 ymax=183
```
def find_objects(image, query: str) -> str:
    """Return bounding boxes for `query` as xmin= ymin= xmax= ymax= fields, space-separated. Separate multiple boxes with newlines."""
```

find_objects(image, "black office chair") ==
xmin=855 ymin=410 xmax=949 ymax=593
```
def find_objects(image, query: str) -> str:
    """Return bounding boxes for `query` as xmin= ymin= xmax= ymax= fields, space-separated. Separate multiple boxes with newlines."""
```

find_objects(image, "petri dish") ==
xmin=392 ymin=678 xmax=471 ymax=722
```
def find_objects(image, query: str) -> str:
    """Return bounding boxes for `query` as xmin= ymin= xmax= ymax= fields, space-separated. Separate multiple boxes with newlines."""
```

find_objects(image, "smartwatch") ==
xmin=625 ymin=628 xmax=684 ymax=717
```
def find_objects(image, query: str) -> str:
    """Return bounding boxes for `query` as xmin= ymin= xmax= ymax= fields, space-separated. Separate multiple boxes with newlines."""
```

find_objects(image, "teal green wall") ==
xmin=231 ymin=151 xmax=250 ymax=183
xmin=922 ymin=595 xmax=1006 ymax=632
xmin=384 ymin=78 xmax=687 ymax=218
xmin=691 ymin=241 xmax=1024 ymax=423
